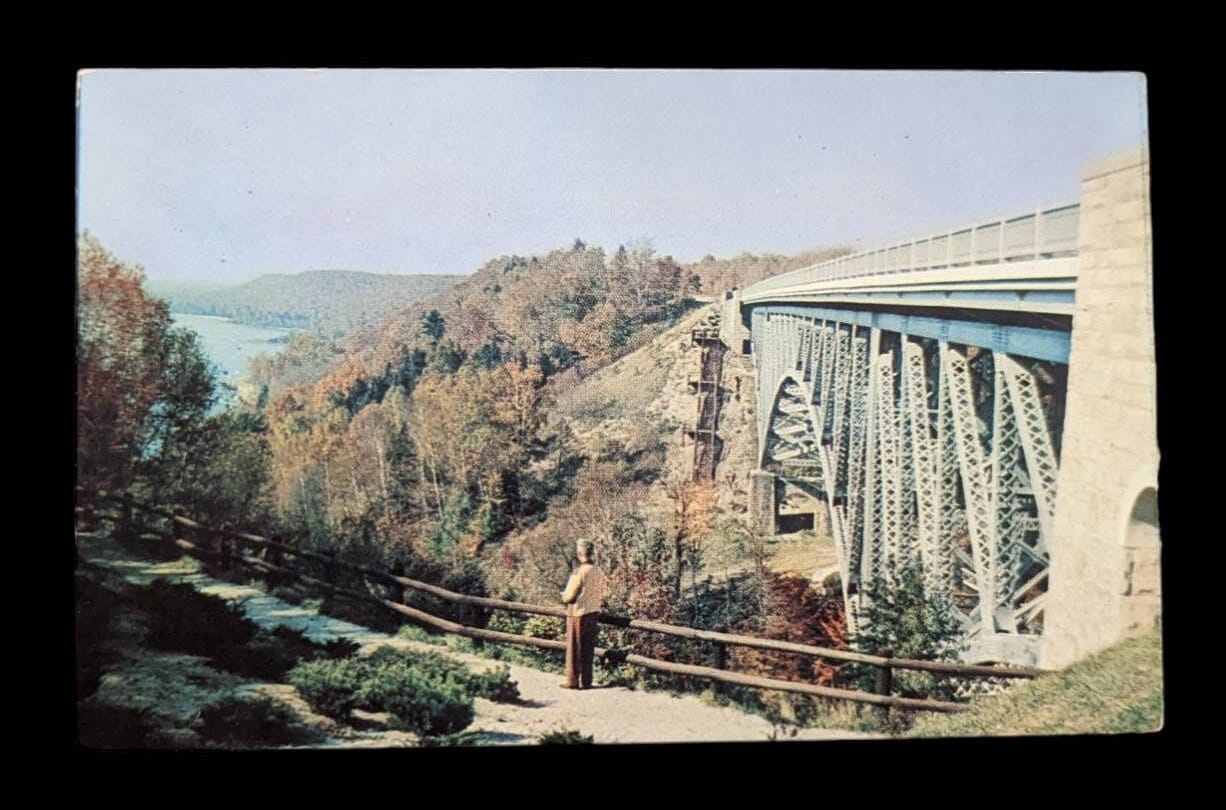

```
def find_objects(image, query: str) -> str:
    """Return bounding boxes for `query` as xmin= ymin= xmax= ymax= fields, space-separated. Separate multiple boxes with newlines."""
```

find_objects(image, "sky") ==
xmin=76 ymin=70 xmax=1148 ymax=283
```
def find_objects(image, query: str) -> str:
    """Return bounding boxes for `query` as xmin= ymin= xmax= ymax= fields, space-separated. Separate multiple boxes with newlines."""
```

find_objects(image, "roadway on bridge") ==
xmin=78 ymin=532 xmax=875 ymax=746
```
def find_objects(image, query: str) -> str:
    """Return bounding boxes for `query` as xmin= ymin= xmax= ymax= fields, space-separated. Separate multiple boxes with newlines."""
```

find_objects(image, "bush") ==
xmin=75 ymin=575 xmax=123 ymax=701
xmin=288 ymin=658 xmax=367 ymax=719
xmin=397 ymin=624 xmax=445 ymax=645
xmin=137 ymin=579 xmax=257 ymax=656
xmin=538 ymin=729 xmax=594 ymax=745
xmin=239 ymin=626 xmax=360 ymax=681
xmin=288 ymin=646 xmax=518 ymax=736
xmin=197 ymin=694 xmax=325 ymax=747
xmin=78 ymin=701 xmax=155 ymax=749
xmin=130 ymin=578 xmax=359 ymax=681
xmin=365 ymin=647 xmax=520 ymax=703
xmin=355 ymin=666 xmax=474 ymax=736
xmin=842 ymin=559 xmax=963 ymax=719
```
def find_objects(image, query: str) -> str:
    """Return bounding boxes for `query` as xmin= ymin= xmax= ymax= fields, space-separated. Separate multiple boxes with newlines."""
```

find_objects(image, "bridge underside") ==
xmin=752 ymin=306 xmax=1067 ymax=666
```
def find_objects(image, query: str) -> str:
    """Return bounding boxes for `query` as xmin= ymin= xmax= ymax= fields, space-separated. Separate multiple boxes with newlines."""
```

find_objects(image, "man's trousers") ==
xmin=564 ymin=611 xmax=599 ymax=688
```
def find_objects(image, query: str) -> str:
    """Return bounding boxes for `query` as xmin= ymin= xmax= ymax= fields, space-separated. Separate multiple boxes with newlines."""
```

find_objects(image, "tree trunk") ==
xmin=376 ymin=438 xmax=389 ymax=503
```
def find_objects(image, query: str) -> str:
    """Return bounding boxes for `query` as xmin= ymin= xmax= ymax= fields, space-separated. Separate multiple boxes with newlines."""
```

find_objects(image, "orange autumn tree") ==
xmin=77 ymin=233 xmax=173 ymax=493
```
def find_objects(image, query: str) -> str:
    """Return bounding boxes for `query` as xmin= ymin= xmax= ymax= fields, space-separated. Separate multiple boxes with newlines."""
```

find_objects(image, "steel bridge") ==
xmin=721 ymin=151 xmax=1158 ymax=668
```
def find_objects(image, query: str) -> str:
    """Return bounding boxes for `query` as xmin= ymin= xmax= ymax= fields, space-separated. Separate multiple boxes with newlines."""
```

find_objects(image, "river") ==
xmin=169 ymin=313 xmax=295 ymax=408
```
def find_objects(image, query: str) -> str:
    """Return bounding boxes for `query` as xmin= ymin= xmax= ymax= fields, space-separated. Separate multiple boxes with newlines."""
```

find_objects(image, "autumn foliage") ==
xmin=77 ymin=234 xmax=173 ymax=492
xmin=728 ymin=573 xmax=849 ymax=686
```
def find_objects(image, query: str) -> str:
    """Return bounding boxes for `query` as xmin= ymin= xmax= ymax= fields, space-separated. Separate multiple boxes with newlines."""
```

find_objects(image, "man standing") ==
xmin=560 ymin=539 xmax=605 ymax=689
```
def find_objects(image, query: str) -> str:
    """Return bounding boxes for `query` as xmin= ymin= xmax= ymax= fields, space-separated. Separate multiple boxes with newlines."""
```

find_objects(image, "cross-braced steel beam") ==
xmin=752 ymin=308 xmax=1064 ymax=665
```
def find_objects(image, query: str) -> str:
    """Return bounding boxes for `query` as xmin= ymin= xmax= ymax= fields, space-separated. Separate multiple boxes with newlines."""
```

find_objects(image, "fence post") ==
xmin=119 ymin=492 xmax=134 ymax=542
xmin=875 ymin=648 xmax=894 ymax=723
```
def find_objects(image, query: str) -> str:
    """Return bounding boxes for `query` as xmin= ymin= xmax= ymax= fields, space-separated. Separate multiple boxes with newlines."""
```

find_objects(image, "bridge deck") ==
xmin=742 ymin=257 xmax=1077 ymax=317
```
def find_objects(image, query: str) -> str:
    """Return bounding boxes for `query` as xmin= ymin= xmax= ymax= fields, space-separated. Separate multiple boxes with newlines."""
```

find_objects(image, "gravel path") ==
xmin=78 ymin=533 xmax=876 ymax=746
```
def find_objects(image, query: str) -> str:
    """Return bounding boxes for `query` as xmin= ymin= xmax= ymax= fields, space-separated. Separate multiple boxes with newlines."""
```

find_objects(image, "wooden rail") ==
xmin=166 ymin=531 xmax=967 ymax=714
xmin=82 ymin=491 xmax=1048 ymax=711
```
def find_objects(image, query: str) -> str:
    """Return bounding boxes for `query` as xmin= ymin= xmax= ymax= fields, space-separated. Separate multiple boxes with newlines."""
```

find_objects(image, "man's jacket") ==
xmin=561 ymin=563 xmax=606 ymax=616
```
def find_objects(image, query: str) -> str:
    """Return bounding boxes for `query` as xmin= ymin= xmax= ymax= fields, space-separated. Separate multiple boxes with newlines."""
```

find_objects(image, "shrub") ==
xmin=197 ymin=694 xmax=324 ymax=748
xmin=538 ymin=729 xmax=594 ymax=745
xmin=287 ymin=658 xmax=367 ymax=719
xmin=239 ymin=626 xmax=360 ymax=681
xmin=365 ymin=647 xmax=520 ymax=703
xmin=842 ymin=559 xmax=963 ymax=720
xmin=130 ymin=578 xmax=359 ymax=681
xmin=355 ymin=665 xmax=474 ymax=736
xmin=397 ymin=624 xmax=445 ymax=645
xmin=75 ymin=575 xmax=122 ymax=701
xmin=288 ymin=647 xmax=517 ymax=735
xmin=469 ymin=665 xmax=520 ymax=703
xmin=137 ymin=579 xmax=257 ymax=656
xmin=77 ymin=701 xmax=155 ymax=749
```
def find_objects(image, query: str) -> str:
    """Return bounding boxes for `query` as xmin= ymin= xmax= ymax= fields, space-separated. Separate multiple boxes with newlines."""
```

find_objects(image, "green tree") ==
xmin=472 ymin=340 xmax=503 ymax=370
xmin=429 ymin=341 xmax=467 ymax=374
xmin=78 ymin=235 xmax=275 ymax=527
xmin=138 ymin=327 xmax=219 ymax=485
xmin=844 ymin=560 xmax=963 ymax=701
xmin=421 ymin=309 xmax=446 ymax=344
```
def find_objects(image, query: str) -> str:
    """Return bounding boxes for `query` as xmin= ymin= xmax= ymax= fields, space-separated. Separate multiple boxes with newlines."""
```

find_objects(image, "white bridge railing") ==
xmin=745 ymin=202 xmax=1080 ymax=299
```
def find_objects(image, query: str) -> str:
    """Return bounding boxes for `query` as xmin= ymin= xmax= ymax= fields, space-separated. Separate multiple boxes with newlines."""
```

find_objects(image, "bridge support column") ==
xmin=1041 ymin=149 xmax=1159 ymax=669
xmin=750 ymin=470 xmax=777 ymax=535
xmin=720 ymin=289 xmax=752 ymax=355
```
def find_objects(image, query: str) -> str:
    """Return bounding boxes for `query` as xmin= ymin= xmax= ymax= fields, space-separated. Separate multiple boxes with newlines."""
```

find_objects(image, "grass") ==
xmin=908 ymin=630 xmax=1163 ymax=738
xmin=697 ymin=685 xmax=878 ymax=734
xmin=397 ymin=624 xmax=447 ymax=646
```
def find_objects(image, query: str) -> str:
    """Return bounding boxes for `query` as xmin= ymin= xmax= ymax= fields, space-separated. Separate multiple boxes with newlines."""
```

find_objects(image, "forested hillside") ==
xmin=259 ymin=241 xmax=700 ymax=556
xmin=684 ymin=247 xmax=851 ymax=298
xmin=149 ymin=271 xmax=461 ymax=336
xmin=80 ymin=234 xmax=858 ymax=729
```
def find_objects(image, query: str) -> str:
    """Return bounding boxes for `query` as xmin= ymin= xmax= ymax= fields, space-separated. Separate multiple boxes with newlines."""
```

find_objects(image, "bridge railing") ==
xmin=80 ymin=491 xmax=1047 ymax=715
xmin=744 ymin=202 xmax=1080 ymax=299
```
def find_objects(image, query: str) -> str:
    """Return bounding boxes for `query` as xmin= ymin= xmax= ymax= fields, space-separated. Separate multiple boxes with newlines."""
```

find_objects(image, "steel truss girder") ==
xmin=752 ymin=311 xmax=1062 ymax=664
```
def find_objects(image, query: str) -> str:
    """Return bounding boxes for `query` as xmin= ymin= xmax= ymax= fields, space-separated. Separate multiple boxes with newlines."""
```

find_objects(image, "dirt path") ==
xmin=78 ymin=533 xmax=876 ymax=746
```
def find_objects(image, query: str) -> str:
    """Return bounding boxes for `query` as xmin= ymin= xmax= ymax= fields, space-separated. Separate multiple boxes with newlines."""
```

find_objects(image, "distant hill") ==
xmin=148 ymin=270 xmax=463 ymax=337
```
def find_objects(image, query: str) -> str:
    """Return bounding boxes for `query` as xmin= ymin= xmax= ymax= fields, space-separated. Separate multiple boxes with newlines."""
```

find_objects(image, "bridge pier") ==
xmin=1040 ymin=149 xmax=1159 ymax=669
xmin=720 ymin=289 xmax=752 ymax=355
xmin=749 ymin=470 xmax=777 ymax=535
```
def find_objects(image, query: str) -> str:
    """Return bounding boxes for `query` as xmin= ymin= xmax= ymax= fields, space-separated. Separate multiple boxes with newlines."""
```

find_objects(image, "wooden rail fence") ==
xmin=79 ymin=491 xmax=1047 ymax=714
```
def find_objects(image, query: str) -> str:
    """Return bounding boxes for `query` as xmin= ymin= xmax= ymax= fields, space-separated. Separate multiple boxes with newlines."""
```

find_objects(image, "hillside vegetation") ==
xmin=908 ymin=630 xmax=1164 ymax=737
xmin=684 ymin=247 xmax=851 ymax=298
xmin=149 ymin=270 xmax=461 ymax=336
xmin=80 ymin=233 xmax=870 ymax=735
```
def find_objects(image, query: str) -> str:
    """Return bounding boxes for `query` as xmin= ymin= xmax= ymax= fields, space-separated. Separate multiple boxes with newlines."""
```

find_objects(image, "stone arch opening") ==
xmin=1121 ymin=486 xmax=1161 ymax=635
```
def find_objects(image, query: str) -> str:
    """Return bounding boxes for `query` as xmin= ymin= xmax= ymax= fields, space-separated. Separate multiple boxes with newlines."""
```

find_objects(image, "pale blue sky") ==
xmin=76 ymin=69 xmax=1148 ymax=282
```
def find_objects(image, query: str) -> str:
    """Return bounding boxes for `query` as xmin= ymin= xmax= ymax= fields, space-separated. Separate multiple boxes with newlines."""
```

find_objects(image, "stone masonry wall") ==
xmin=1040 ymin=149 xmax=1160 ymax=669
